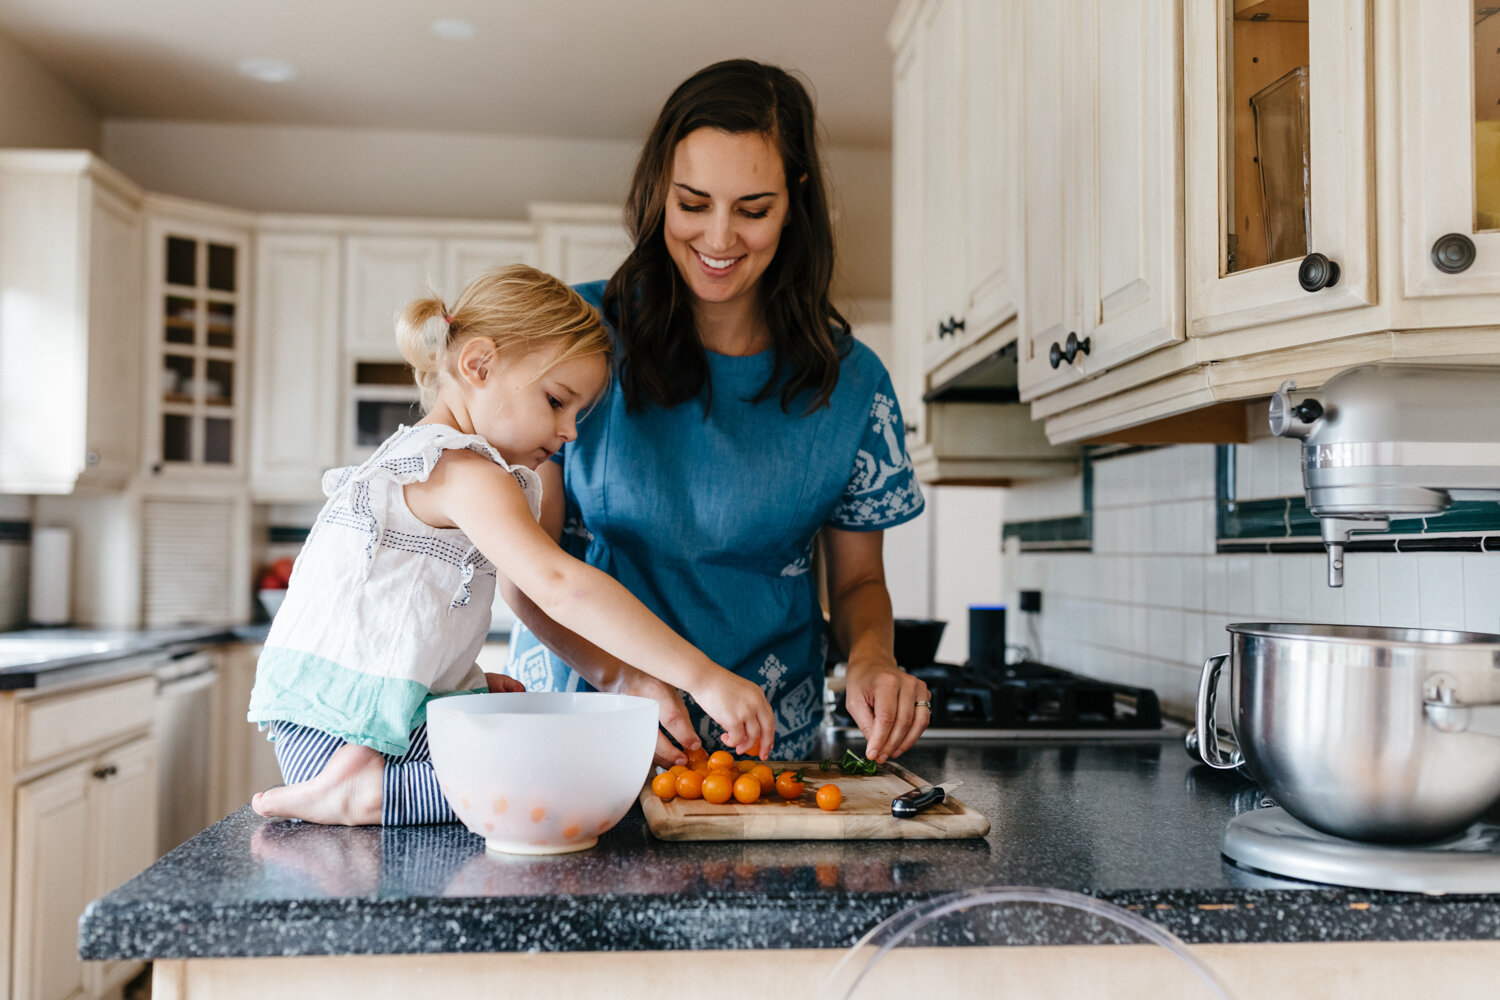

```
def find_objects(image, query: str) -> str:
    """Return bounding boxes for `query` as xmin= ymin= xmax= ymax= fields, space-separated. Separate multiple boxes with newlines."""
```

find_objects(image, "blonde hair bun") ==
xmin=393 ymin=264 xmax=610 ymax=412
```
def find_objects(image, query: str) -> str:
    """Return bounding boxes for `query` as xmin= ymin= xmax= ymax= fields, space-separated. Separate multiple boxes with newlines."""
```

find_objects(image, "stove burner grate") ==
xmin=832 ymin=660 xmax=1162 ymax=731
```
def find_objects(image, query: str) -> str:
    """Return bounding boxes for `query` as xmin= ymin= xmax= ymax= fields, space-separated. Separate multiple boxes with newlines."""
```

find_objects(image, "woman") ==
xmin=503 ymin=59 xmax=930 ymax=765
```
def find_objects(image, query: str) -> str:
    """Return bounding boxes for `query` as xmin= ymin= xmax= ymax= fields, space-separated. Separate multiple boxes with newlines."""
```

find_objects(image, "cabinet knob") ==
xmin=904 ymin=422 xmax=918 ymax=437
xmin=950 ymin=316 xmax=965 ymax=336
xmin=91 ymin=765 xmax=118 ymax=781
xmin=1048 ymin=341 xmax=1064 ymax=369
xmin=1297 ymin=252 xmax=1341 ymax=292
xmin=1431 ymin=233 xmax=1476 ymax=275
xmin=1064 ymin=332 xmax=1091 ymax=364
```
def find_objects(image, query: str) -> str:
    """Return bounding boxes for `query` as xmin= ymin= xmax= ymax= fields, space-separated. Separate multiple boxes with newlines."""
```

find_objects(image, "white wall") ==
xmin=0 ymin=28 xmax=100 ymax=150
xmin=101 ymin=120 xmax=892 ymax=298
xmin=1003 ymin=443 xmax=1500 ymax=721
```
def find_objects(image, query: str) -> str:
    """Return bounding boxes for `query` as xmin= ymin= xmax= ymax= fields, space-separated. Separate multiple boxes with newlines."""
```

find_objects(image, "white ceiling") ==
xmin=0 ymin=0 xmax=899 ymax=147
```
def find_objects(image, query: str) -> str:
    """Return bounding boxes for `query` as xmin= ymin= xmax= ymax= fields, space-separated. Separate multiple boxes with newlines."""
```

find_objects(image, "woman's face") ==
xmin=663 ymin=127 xmax=790 ymax=314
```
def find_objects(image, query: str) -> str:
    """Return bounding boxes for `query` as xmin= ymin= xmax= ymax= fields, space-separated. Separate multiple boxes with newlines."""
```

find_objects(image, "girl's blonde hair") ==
xmin=396 ymin=264 xmax=610 ymax=411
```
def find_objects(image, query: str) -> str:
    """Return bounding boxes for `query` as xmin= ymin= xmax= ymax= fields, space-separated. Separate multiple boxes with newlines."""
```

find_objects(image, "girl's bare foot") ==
xmin=252 ymin=743 xmax=385 ymax=825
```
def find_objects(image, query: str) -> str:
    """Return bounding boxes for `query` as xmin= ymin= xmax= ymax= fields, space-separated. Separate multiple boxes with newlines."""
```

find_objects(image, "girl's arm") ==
xmin=407 ymin=450 xmax=774 ymax=757
xmin=822 ymin=526 xmax=931 ymax=763
xmin=499 ymin=580 xmax=699 ymax=767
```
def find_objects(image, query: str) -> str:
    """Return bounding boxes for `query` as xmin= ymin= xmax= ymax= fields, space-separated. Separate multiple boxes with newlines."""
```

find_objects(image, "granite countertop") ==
xmin=0 ymin=624 xmax=269 ymax=690
xmin=78 ymin=735 xmax=1500 ymax=960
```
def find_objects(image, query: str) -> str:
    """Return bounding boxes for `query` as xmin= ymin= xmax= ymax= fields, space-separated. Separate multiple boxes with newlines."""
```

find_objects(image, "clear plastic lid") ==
xmin=819 ymin=886 xmax=1236 ymax=1000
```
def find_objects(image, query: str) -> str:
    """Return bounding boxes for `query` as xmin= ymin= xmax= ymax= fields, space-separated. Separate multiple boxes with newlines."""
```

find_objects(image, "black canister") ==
xmin=968 ymin=605 xmax=1006 ymax=667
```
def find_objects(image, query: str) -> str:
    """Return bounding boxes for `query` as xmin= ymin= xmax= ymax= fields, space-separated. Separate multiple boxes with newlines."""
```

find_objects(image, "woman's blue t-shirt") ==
xmin=506 ymin=281 xmax=925 ymax=760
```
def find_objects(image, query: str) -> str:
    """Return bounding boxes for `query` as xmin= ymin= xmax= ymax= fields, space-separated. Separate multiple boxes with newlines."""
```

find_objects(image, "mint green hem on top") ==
xmin=248 ymin=645 xmax=440 ymax=757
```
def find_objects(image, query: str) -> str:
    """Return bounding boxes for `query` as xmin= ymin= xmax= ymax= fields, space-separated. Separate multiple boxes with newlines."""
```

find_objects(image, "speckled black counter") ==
xmin=78 ymin=735 xmax=1500 ymax=960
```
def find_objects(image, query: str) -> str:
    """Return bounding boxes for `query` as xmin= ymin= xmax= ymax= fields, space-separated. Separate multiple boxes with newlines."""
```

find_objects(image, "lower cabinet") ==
xmin=3 ymin=672 xmax=158 ymax=1000
xmin=213 ymin=643 xmax=280 ymax=816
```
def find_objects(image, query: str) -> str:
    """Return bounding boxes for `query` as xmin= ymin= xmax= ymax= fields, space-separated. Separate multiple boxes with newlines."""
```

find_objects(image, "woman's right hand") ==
xmin=692 ymin=670 xmax=776 ymax=760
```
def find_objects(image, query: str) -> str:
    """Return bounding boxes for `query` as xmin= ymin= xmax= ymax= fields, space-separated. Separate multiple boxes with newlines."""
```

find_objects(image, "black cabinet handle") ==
xmin=1048 ymin=341 xmax=1063 ymax=369
xmin=1298 ymin=252 xmax=1341 ymax=292
xmin=1431 ymin=233 xmax=1476 ymax=274
xmin=92 ymin=765 xmax=118 ymax=781
xmin=936 ymin=318 xmax=950 ymax=339
xmin=950 ymin=317 xmax=965 ymax=336
xmin=1064 ymin=331 xmax=1091 ymax=364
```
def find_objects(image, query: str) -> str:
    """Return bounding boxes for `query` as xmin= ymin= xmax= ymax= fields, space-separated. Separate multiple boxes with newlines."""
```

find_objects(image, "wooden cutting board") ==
xmin=638 ymin=760 xmax=990 ymax=841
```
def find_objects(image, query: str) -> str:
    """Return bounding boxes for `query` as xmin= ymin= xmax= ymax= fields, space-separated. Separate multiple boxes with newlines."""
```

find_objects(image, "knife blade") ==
xmin=891 ymin=780 xmax=963 ymax=818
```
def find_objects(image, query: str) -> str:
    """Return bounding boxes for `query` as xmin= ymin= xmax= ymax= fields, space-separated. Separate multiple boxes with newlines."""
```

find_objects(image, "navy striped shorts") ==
xmin=267 ymin=720 xmax=456 ymax=826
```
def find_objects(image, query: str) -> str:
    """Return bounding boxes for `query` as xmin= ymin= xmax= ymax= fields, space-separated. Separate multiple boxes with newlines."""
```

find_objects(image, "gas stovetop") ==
xmin=826 ymin=660 xmax=1186 ymax=741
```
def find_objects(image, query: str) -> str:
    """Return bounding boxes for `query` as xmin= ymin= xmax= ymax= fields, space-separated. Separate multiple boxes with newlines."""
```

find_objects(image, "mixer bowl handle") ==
xmin=1194 ymin=654 xmax=1245 ymax=770
xmin=1423 ymin=672 xmax=1500 ymax=738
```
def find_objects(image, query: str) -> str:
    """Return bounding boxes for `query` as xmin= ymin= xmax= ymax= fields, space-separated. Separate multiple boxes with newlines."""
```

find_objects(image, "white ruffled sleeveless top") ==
xmin=246 ymin=423 xmax=541 ymax=756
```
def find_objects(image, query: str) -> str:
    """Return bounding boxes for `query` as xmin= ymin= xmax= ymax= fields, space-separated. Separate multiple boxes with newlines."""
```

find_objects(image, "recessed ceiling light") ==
xmin=431 ymin=18 xmax=476 ymax=40
xmin=237 ymin=57 xmax=297 ymax=83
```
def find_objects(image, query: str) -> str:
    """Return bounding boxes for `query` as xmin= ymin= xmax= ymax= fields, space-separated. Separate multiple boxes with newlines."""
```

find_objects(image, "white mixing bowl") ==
xmin=426 ymin=691 xmax=657 ymax=855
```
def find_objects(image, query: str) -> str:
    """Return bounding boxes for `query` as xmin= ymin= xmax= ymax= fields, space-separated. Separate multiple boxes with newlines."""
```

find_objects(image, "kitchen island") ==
xmin=80 ymin=736 xmax=1500 ymax=999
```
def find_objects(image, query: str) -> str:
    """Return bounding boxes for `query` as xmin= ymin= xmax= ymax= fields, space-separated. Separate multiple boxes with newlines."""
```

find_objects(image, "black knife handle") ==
xmin=892 ymin=784 xmax=945 ymax=818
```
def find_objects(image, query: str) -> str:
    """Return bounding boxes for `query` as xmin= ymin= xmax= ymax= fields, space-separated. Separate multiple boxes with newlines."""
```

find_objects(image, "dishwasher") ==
xmin=154 ymin=650 xmax=220 ymax=855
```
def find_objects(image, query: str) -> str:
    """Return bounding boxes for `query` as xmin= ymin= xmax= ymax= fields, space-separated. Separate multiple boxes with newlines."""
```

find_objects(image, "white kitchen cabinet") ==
xmin=212 ymin=642 xmax=280 ymax=818
xmin=530 ymin=203 xmax=631 ymax=285
xmin=445 ymin=236 xmax=538 ymax=290
xmin=250 ymin=232 xmax=342 ymax=500
xmin=1182 ymin=0 xmax=1374 ymax=338
xmin=889 ymin=1 xmax=1081 ymax=483
xmin=0 ymin=152 xmax=144 ymax=494
xmin=142 ymin=197 xmax=254 ymax=481
xmin=2 ymin=671 xmax=159 ymax=1000
xmin=343 ymin=235 xmax=443 ymax=360
xmin=1017 ymin=0 xmax=1184 ymax=400
xmin=1397 ymin=0 xmax=1500 ymax=302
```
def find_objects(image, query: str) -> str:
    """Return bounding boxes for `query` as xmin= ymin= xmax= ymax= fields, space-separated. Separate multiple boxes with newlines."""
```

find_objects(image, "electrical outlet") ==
xmin=1019 ymin=590 xmax=1042 ymax=613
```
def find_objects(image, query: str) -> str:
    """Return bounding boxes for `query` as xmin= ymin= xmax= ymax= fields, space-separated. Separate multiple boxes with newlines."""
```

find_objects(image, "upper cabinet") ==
xmin=1017 ymin=0 xmax=1184 ymax=398
xmin=530 ymin=204 xmax=633 ymax=285
xmin=889 ymin=0 xmax=1082 ymax=484
xmin=1183 ymin=0 xmax=1375 ymax=338
xmin=1398 ymin=0 xmax=1500 ymax=302
xmin=910 ymin=0 xmax=1500 ymax=445
xmin=142 ymin=198 xmax=253 ymax=481
xmin=0 ymin=152 xmax=144 ymax=494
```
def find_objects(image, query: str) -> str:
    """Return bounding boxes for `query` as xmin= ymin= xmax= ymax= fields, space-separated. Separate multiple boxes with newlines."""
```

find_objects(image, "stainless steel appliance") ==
xmin=154 ymin=650 xmax=220 ymax=854
xmin=1269 ymin=363 xmax=1500 ymax=587
xmin=1194 ymin=623 xmax=1500 ymax=844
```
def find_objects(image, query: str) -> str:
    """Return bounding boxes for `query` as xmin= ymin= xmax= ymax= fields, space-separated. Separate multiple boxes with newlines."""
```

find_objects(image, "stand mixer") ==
xmin=1269 ymin=363 xmax=1500 ymax=587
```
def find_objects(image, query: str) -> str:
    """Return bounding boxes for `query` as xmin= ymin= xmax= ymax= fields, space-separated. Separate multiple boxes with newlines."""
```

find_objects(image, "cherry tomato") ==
xmin=651 ymin=772 xmax=677 ymax=801
xmin=735 ymin=760 xmax=757 ymax=774
xmin=775 ymin=771 xmax=805 ymax=800
xmin=733 ymin=774 xmax=762 ymax=804
xmin=707 ymin=750 xmax=736 ymax=771
xmin=816 ymin=783 xmax=842 ymax=811
xmin=750 ymin=763 xmax=775 ymax=791
xmin=668 ymin=764 xmax=688 ymax=775
xmin=701 ymin=772 xmax=734 ymax=805
xmin=685 ymin=747 xmax=709 ymax=769
xmin=676 ymin=770 xmax=704 ymax=800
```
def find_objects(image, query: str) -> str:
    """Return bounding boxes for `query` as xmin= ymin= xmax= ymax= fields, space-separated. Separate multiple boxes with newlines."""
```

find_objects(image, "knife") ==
xmin=891 ymin=780 xmax=963 ymax=818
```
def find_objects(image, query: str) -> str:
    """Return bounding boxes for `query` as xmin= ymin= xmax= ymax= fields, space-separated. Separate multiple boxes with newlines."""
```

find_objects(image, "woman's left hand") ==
xmin=842 ymin=655 xmax=930 ymax=763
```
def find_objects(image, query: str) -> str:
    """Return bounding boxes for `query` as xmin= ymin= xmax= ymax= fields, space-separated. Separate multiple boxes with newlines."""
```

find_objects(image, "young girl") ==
xmin=247 ymin=264 xmax=775 ymax=826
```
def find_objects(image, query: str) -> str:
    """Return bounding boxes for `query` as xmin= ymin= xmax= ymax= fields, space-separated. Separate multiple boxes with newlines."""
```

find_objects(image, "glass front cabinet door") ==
xmin=1183 ymin=0 xmax=1375 ymax=337
xmin=146 ymin=215 xmax=249 ymax=476
xmin=1399 ymin=0 xmax=1500 ymax=301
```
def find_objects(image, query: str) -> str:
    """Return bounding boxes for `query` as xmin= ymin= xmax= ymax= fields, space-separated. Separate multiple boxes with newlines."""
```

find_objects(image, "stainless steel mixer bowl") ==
xmin=1194 ymin=623 xmax=1500 ymax=843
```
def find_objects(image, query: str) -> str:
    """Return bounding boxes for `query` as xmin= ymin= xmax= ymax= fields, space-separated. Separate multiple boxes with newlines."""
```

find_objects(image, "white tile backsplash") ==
xmin=1417 ymin=554 xmax=1466 ymax=631
xmin=1003 ymin=444 xmax=1500 ymax=722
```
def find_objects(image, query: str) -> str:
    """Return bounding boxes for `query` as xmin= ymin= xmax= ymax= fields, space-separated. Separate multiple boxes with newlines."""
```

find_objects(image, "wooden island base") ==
xmin=149 ymin=940 xmax=1500 ymax=1000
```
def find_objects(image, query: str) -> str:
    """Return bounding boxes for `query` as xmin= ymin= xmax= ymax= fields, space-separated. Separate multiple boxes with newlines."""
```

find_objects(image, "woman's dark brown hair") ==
xmin=604 ymin=59 xmax=850 ymax=414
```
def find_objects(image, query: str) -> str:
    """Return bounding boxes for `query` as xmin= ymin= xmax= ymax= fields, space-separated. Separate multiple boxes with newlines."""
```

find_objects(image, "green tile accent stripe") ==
xmin=268 ymin=525 xmax=311 ymax=544
xmin=1215 ymin=445 xmax=1500 ymax=552
xmin=0 ymin=520 xmax=30 ymax=543
xmin=1002 ymin=450 xmax=1096 ymax=553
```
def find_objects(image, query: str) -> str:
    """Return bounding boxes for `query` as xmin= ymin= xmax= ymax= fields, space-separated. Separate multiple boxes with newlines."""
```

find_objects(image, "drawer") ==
xmin=14 ymin=675 xmax=157 ymax=771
